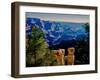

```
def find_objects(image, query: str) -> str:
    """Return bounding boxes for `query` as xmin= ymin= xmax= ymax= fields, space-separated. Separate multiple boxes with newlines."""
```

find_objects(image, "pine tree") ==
xmin=26 ymin=26 xmax=57 ymax=67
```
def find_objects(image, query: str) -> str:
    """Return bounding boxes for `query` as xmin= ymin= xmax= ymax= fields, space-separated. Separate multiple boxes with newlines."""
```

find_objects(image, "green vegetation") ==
xmin=75 ymin=23 xmax=89 ymax=64
xmin=26 ymin=23 xmax=90 ymax=66
xmin=26 ymin=27 xmax=57 ymax=67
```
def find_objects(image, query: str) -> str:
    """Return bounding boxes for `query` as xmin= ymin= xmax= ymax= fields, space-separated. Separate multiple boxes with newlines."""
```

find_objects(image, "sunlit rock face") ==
xmin=26 ymin=18 xmax=89 ymax=49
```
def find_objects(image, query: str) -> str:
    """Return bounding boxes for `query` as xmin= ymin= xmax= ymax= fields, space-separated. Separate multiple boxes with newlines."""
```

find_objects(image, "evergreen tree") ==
xmin=75 ymin=23 xmax=89 ymax=65
xmin=26 ymin=26 xmax=57 ymax=67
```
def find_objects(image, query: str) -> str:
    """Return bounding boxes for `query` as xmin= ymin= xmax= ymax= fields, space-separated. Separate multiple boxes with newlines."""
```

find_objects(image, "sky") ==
xmin=26 ymin=12 xmax=89 ymax=23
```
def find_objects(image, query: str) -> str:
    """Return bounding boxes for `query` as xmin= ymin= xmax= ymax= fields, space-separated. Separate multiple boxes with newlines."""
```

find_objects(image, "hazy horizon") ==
xmin=26 ymin=12 xmax=89 ymax=23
